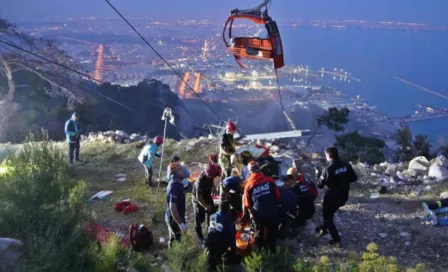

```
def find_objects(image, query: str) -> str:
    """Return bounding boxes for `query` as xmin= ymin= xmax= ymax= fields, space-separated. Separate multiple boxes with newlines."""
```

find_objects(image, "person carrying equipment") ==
xmin=64 ymin=112 xmax=82 ymax=164
xmin=167 ymin=156 xmax=190 ymax=189
xmin=277 ymin=185 xmax=298 ymax=239
xmin=165 ymin=163 xmax=188 ymax=247
xmin=286 ymin=167 xmax=316 ymax=225
xmin=192 ymin=163 xmax=222 ymax=241
xmin=138 ymin=136 xmax=163 ymax=186
xmin=243 ymin=161 xmax=280 ymax=252
xmin=219 ymin=121 xmax=237 ymax=179
xmin=204 ymin=201 xmax=237 ymax=271
xmin=315 ymin=147 xmax=357 ymax=246
xmin=220 ymin=170 xmax=243 ymax=220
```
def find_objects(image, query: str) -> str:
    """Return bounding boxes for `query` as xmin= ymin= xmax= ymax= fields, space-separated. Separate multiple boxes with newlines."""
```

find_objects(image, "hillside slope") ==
xmin=1 ymin=136 xmax=448 ymax=271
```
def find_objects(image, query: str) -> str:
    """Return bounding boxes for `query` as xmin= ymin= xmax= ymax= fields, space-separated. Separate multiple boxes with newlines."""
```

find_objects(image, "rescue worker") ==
xmin=219 ymin=121 xmax=237 ymax=179
xmin=220 ymin=170 xmax=243 ymax=220
xmin=316 ymin=147 xmax=357 ymax=245
xmin=64 ymin=112 xmax=82 ymax=164
xmin=166 ymin=156 xmax=190 ymax=189
xmin=138 ymin=136 xmax=163 ymax=186
xmin=239 ymin=151 xmax=253 ymax=181
xmin=165 ymin=163 xmax=188 ymax=247
xmin=192 ymin=163 xmax=222 ymax=241
xmin=286 ymin=167 xmax=317 ymax=226
xmin=277 ymin=185 xmax=298 ymax=239
xmin=243 ymin=161 xmax=280 ymax=252
xmin=204 ymin=200 xmax=237 ymax=271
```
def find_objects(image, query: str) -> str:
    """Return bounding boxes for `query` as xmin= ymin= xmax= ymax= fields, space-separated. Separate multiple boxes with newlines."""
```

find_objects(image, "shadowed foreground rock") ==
xmin=0 ymin=237 xmax=23 ymax=272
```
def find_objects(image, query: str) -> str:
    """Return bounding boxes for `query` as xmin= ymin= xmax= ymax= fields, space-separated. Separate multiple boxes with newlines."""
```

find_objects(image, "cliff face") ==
xmin=0 ymin=74 xmax=186 ymax=143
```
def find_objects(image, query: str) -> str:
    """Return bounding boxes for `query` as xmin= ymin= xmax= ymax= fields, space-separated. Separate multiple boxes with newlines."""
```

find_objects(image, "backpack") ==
xmin=129 ymin=224 xmax=153 ymax=251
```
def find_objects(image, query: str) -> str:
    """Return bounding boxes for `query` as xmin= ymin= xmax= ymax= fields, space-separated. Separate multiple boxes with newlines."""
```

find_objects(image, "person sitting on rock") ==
xmin=243 ymin=161 xmax=280 ymax=252
xmin=285 ymin=168 xmax=316 ymax=226
xmin=167 ymin=156 xmax=191 ymax=189
xmin=204 ymin=200 xmax=237 ymax=271
xmin=138 ymin=136 xmax=163 ymax=186
xmin=192 ymin=163 xmax=222 ymax=242
xmin=315 ymin=147 xmax=357 ymax=246
xmin=220 ymin=169 xmax=243 ymax=221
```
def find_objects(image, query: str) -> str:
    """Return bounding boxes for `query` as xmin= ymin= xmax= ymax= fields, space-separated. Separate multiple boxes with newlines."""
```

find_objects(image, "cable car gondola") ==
xmin=223 ymin=0 xmax=284 ymax=69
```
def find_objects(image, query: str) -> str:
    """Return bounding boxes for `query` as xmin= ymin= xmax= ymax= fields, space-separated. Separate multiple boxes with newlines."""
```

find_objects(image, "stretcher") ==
xmin=235 ymin=223 xmax=256 ymax=256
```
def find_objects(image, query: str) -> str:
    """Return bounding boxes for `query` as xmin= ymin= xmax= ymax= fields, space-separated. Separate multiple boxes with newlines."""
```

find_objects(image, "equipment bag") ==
xmin=129 ymin=224 xmax=153 ymax=251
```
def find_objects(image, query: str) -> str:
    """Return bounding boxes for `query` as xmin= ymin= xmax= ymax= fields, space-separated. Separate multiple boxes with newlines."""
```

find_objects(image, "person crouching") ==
xmin=242 ymin=161 xmax=280 ymax=252
xmin=204 ymin=201 xmax=237 ymax=271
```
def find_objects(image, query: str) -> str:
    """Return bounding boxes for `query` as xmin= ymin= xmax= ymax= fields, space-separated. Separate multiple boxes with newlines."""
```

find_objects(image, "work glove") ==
xmin=179 ymin=223 xmax=188 ymax=232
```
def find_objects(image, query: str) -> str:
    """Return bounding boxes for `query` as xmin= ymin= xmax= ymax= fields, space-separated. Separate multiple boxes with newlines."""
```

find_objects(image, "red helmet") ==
xmin=226 ymin=121 xmax=236 ymax=133
xmin=154 ymin=136 xmax=163 ymax=145
xmin=205 ymin=163 xmax=222 ymax=178
xmin=208 ymin=153 xmax=218 ymax=164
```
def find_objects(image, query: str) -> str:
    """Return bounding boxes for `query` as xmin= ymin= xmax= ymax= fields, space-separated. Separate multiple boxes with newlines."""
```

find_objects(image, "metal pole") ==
xmin=157 ymin=108 xmax=169 ymax=190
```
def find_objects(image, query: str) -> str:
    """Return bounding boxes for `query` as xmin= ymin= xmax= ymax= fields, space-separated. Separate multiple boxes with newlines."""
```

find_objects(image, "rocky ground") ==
xmin=2 ymin=131 xmax=448 ymax=271
xmin=79 ymin=131 xmax=448 ymax=270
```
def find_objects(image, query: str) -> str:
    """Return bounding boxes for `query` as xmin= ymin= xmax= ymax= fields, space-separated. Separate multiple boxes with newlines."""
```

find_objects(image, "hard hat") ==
xmin=205 ymin=163 xmax=222 ymax=178
xmin=154 ymin=136 xmax=164 ymax=145
xmin=226 ymin=121 xmax=237 ymax=132
xmin=247 ymin=161 xmax=260 ymax=173
xmin=287 ymin=167 xmax=298 ymax=176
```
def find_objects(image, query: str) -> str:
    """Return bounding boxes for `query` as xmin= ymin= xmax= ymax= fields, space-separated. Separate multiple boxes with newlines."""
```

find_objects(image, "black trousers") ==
xmin=165 ymin=214 xmax=181 ymax=247
xmin=322 ymin=195 xmax=346 ymax=242
xmin=253 ymin=216 xmax=278 ymax=252
xmin=145 ymin=166 xmax=153 ymax=185
xmin=192 ymin=199 xmax=212 ymax=240
xmin=297 ymin=204 xmax=315 ymax=226
xmin=68 ymin=141 xmax=80 ymax=162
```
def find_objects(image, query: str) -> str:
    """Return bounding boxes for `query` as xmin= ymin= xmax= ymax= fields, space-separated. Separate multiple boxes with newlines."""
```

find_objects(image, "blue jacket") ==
xmin=138 ymin=143 xmax=159 ymax=168
xmin=65 ymin=119 xmax=82 ymax=143
xmin=207 ymin=211 xmax=236 ymax=252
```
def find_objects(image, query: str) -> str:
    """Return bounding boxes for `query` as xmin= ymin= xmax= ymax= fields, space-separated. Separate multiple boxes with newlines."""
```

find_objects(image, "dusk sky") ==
xmin=1 ymin=0 xmax=448 ymax=24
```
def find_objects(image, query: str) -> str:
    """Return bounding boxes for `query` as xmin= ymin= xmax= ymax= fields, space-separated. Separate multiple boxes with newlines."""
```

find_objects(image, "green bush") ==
xmin=166 ymin=233 xmax=209 ymax=272
xmin=0 ymin=132 xmax=94 ymax=271
xmin=243 ymin=246 xmax=295 ymax=272
xmin=335 ymin=131 xmax=385 ymax=165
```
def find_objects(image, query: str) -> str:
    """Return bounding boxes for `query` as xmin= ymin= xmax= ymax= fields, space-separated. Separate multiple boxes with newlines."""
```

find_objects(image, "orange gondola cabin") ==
xmin=223 ymin=0 xmax=284 ymax=69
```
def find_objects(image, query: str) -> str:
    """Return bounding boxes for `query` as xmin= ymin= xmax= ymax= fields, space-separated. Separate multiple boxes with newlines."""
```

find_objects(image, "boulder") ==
xmin=115 ymin=130 xmax=129 ymax=140
xmin=431 ymin=155 xmax=448 ymax=167
xmin=396 ymin=171 xmax=409 ymax=182
xmin=0 ymin=237 xmax=23 ymax=272
xmin=440 ymin=191 xmax=448 ymax=199
xmin=428 ymin=164 xmax=448 ymax=180
xmin=373 ymin=164 xmax=383 ymax=172
xmin=408 ymin=156 xmax=430 ymax=173
xmin=405 ymin=168 xmax=420 ymax=178
xmin=385 ymin=164 xmax=398 ymax=176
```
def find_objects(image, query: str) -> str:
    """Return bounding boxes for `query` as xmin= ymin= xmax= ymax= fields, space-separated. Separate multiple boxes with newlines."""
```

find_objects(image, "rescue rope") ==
xmin=0 ymin=38 xmax=190 ymax=139
xmin=103 ymin=0 xmax=222 ymax=122
xmin=274 ymin=68 xmax=288 ymax=131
